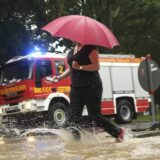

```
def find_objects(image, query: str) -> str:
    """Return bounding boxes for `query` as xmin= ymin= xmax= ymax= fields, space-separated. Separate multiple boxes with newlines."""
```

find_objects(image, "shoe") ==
xmin=69 ymin=127 xmax=81 ymax=141
xmin=116 ymin=127 xmax=125 ymax=142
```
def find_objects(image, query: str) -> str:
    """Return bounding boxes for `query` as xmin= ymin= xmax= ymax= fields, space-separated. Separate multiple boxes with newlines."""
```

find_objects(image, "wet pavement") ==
xmin=0 ymin=125 xmax=160 ymax=160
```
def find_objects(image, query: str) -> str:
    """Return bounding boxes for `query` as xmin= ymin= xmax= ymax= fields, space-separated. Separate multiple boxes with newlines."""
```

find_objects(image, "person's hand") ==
xmin=72 ymin=61 xmax=80 ymax=70
xmin=52 ymin=76 xmax=59 ymax=82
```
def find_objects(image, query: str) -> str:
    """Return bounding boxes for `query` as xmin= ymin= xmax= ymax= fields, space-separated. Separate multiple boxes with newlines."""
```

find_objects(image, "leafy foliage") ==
xmin=113 ymin=0 xmax=160 ymax=59
xmin=0 ymin=0 xmax=160 ymax=64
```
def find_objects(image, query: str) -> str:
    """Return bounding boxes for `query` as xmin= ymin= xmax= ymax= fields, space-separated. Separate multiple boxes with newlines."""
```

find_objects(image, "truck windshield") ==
xmin=0 ymin=59 xmax=33 ymax=84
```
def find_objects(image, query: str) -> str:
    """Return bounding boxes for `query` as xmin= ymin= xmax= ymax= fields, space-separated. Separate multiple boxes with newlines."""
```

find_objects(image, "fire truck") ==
xmin=0 ymin=52 xmax=150 ymax=127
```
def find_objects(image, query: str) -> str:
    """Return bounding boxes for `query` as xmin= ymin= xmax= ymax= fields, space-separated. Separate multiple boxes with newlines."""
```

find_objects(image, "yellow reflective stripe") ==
xmin=41 ymin=87 xmax=52 ymax=93
xmin=34 ymin=88 xmax=42 ymax=93
xmin=0 ymin=85 xmax=70 ymax=95
xmin=57 ymin=86 xmax=70 ymax=92
xmin=0 ymin=85 xmax=26 ymax=95
xmin=34 ymin=87 xmax=52 ymax=94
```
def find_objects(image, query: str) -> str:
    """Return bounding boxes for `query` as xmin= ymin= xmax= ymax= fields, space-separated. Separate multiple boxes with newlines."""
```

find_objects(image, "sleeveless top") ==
xmin=67 ymin=45 xmax=102 ymax=87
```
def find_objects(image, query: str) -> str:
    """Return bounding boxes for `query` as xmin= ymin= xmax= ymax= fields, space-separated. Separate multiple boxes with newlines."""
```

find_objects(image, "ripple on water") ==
xmin=0 ymin=127 xmax=160 ymax=160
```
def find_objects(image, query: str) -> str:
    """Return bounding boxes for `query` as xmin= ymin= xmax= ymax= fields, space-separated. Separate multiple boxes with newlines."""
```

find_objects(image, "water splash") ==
xmin=0 ymin=127 xmax=160 ymax=160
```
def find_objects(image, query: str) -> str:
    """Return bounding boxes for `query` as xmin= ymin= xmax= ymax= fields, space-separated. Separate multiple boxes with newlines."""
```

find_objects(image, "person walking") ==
xmin=53 ymin=42 xmax=125 ymax=142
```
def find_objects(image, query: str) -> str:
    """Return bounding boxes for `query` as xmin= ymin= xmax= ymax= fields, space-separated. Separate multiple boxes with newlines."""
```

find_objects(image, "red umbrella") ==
xmin=42 ymin=15 xmax=119 ymax=49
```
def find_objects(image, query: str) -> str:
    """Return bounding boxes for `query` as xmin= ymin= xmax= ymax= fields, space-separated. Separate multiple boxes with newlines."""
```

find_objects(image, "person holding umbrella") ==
xmin=42 ymin=15 xmax=125 ymax=142
xmin=52 ymin=42 xmax=124 ymax=142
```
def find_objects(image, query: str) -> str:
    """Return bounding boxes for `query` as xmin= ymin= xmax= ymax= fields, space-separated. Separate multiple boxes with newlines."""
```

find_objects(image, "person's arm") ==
xmin=53 ymin=67 xmax=71 ymax=82
xmin=72 ymin=49 xmax=100 ymax=71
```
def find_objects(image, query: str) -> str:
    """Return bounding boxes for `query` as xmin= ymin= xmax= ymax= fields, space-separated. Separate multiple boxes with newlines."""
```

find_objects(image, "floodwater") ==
xmin=0 ymin=127 xmax=160 ymax=160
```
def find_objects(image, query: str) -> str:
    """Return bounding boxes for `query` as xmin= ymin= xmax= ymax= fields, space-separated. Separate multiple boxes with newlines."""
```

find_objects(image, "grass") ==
xmin=133 ymin=113 xmax=160 ymax=123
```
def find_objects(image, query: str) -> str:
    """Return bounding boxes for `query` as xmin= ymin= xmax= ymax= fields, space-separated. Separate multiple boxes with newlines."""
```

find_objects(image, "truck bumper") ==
xmin=0 ymin=99 xmax=46 ymax=116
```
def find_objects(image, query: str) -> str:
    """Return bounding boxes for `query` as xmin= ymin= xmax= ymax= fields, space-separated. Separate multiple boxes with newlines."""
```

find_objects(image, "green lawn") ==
xmin=133 ymin=113 xmax=160 ymax=123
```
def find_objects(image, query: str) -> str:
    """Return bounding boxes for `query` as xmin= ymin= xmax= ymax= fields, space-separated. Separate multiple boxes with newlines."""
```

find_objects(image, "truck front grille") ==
xmin=3 ymin=91 xmax=25 ymax=102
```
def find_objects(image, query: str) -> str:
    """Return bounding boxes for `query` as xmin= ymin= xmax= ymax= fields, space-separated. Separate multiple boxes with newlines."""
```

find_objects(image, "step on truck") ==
xmin=0 ymin=52 xmax=150 ymax=127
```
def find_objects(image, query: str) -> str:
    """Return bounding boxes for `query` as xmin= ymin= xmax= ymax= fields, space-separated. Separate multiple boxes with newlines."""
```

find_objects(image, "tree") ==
xmin=1 ymin=0 xmax=160 ymax=64
xmin=113 ymin=0 xmax=160 ymax=58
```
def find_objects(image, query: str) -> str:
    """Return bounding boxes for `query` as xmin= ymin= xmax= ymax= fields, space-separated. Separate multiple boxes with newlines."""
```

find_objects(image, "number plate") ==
xmin=5 ymin=106 xmax=19 ymax=113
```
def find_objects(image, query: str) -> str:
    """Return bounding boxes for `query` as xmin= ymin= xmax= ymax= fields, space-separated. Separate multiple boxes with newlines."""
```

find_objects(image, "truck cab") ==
xmin=0 ymin=52 xmax=71 ymax=127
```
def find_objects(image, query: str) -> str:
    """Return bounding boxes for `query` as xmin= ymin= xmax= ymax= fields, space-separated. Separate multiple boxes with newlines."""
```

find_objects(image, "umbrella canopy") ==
xmin=42 ymin=15 xmax=119 ymax=49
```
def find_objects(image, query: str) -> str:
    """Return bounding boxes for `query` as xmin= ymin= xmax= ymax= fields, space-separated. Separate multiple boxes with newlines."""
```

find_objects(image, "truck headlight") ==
xmin=0 ymin=108 xmax=2 ymax=114
xmin=20 ymin=100 xmax=37 ymax=111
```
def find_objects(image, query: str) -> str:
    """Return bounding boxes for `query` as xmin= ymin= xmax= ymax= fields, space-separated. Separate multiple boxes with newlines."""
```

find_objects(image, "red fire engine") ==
xmin=0 ymin=52 xmax=150 ymax=126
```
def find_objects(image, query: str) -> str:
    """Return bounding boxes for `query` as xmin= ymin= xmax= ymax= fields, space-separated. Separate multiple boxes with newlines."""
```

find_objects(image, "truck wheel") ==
xmin=115 ymin=100 xmax=134 ymax=124
xmin=49 ymin=102 xmax=69 ymax=128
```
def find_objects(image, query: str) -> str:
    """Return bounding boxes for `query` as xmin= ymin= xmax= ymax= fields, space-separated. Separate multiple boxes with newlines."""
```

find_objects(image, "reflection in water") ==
xmin=0 ymin=128 xmax=160 ymax=160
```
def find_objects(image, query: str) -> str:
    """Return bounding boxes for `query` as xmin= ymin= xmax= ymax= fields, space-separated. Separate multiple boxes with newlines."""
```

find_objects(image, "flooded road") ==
xmin=0 ymin=127 xmax=160 ymax=160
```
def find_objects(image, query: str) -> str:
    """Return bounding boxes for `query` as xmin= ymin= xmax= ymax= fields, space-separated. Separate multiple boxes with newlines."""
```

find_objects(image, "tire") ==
xmin=49 ymin=102 xmax=69 ymax=128
xmin=115 ymin=100 xmax=134 ymax=124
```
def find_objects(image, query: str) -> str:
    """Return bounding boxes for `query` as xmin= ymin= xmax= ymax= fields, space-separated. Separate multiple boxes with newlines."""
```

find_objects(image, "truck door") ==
xmin=54 ymin=60 xmax=66 ymax=75
xmin=35 ymin=60 xmax=52 ymax=88
xmin=54 ymin=59 xmax=70 ymax=85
